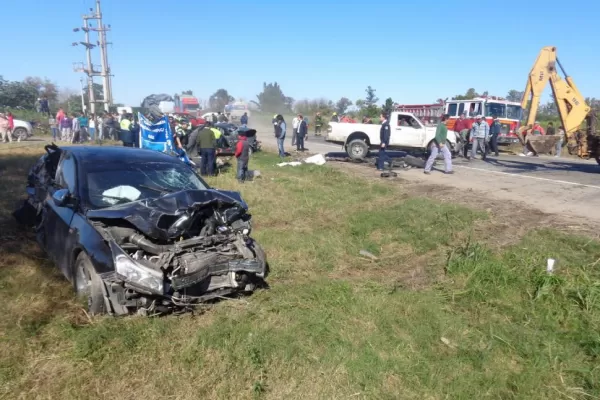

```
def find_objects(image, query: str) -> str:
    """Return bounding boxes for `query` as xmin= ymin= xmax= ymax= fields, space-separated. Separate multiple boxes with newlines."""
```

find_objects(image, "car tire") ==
xmin=346 ymin=139 xmax=369 ymax=160
xmin=73 ymin=252 xmax=106 ymax=316
xmin=12 ymin=128 xmax=28 ymax=141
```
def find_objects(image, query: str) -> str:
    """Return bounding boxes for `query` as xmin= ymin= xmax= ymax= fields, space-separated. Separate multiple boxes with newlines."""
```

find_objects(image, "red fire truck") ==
xmin=396 ymin=102 xmax=445 ymax=125
xmin=444 ymin=97 xmax=523 ymax=145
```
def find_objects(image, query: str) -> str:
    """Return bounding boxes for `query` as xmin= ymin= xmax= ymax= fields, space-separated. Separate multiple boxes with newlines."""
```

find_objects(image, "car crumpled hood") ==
xmin=86 ymin=189 xmax=248 ymax=241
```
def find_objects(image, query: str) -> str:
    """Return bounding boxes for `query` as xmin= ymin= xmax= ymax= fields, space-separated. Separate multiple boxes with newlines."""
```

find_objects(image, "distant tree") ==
xmin=361 ymin=86 xmax=380 ymax=118
xmin=0 ymin=76 xmax=38 ymax=108
xmin=365 ymin=86 xmax=379 ymax=106
xmin=209 ymin=89 xmax=234 ymax=111
xmin=23 ymin=76 xmax=59 ymax=104
xmin=506 ymin=90 xmax=524 ymax=102
xmin=453 ymin=88 xmax=479 ymax=100
xmin=294 ymin=98 xmax=334 ymax=116
xmin=256 ymin=82 xmax=292 ymax=114
xmin=181 ymin=90 xmax=193 ymax=95
xmin=335 ymin=97 xmax=353 ymax=115
xmin=586 ymin=97 xmax=600 ymax=111
xmin=355 ymin=99 xmax=365 ymax=110
xmin=382 ymin=98 xmax=394 ymax=116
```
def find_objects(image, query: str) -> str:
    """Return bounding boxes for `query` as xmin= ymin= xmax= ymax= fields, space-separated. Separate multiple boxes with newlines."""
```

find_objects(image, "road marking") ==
xmin=455 ymin=165 xmax=600 ymax=190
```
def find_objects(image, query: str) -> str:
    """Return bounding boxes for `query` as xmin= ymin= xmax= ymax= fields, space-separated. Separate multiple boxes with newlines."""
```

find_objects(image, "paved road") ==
xmin=256 ymin=128 xmax=600 ymax=223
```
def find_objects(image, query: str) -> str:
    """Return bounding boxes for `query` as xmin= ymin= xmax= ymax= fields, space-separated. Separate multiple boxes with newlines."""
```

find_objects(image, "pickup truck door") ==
xmin=43 ymin=153 xmax=78 ymax=278
xmin=391 ymin=115 xmax=425 ymax=147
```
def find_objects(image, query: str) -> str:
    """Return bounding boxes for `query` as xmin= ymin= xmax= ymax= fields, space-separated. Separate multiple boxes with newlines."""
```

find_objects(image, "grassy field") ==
xmin=1 ymin=144 xmax=600 ymax=399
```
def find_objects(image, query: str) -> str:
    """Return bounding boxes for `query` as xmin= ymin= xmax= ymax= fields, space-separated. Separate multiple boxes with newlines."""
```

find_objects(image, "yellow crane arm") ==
xmin=521 ymin=46 xmax=590 ymax=133
xmin=519 ymin=46 xmax=591 ymax=156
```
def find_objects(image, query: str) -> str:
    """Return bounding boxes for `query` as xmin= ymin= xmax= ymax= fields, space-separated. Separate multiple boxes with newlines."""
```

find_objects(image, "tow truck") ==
xmin=519 ymin=46 xmax=599 ymax=163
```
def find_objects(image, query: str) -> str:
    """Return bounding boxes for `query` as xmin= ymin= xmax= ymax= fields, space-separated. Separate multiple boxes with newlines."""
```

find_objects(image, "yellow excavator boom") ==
xmin=519 ymin=46 xmax=594 ymax=158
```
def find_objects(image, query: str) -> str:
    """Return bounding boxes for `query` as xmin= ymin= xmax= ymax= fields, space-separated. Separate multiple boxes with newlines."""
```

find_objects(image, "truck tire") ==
xmin=346 ymin=139 xmax=369 ymax=160
xmin=12 ymin=127 xmax=28 ymax=141
xmin=73 ymin=252 xmax=106 ymax=316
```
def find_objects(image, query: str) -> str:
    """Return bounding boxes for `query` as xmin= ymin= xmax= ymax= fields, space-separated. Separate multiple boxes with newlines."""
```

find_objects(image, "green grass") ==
xmin=0 ymin=148 xmax=599 ymax=399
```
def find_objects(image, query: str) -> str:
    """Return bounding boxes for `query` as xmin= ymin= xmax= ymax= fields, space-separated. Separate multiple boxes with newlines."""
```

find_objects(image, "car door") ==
xmin=392 ymin=115 xmax=424 ymax=147
xmin=43 ymin=152 xmax=78 ymax=278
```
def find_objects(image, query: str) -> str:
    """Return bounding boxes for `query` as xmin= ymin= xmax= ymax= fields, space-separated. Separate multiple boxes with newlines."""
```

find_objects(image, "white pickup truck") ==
xmin=324 ymin=112 xmax=458 ymax=160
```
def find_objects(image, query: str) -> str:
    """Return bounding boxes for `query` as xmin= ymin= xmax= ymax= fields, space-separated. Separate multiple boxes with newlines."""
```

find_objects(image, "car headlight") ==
xmin=110 ymin=242 xmax=164 ymax=294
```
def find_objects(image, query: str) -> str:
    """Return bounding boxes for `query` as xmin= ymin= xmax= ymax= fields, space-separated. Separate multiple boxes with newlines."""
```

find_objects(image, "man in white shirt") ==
xmin=291 ymin=115 xmax=300 ymax=146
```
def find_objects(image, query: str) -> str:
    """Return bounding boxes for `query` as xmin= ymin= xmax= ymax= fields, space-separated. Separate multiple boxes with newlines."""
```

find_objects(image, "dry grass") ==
xmin=0 ymin=143 xmax=599 ymax=399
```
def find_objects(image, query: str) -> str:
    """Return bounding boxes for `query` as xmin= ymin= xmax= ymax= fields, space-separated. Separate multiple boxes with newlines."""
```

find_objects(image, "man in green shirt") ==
xmin=197 ymin=125 xmax=217 ymax=176
xmin=424 ymin=114 xmax=453 ymax=175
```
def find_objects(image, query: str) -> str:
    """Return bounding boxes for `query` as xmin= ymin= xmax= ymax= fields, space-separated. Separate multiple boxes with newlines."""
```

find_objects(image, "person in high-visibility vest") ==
xmin=119 ymin=114 xmax=135 ymax=147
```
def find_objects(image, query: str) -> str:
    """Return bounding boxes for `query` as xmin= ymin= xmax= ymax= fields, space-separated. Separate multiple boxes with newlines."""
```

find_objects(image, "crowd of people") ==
xmin=49 ymin=108 xmax=140 ymax=145
xmin=452 ymin=112 xmax=564 ymax=160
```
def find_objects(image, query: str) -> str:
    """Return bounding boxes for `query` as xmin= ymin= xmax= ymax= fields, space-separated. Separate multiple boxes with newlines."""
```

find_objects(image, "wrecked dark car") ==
xmin=14 ymin=144 xmax=267 ymax=316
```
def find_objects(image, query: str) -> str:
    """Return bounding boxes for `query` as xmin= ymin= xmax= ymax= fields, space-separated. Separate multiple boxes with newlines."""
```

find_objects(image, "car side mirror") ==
xmin=52 ymin=188 xmax=71 ymax=207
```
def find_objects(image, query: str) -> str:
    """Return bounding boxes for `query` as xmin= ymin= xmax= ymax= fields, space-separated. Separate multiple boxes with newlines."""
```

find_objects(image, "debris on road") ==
xmin=304 ymin=154 xmax=326 ymax=165
xmin=359 ymin=249 xmax=378 ymax=261
xmin=277 ymin=154 xmax=327 ymax=167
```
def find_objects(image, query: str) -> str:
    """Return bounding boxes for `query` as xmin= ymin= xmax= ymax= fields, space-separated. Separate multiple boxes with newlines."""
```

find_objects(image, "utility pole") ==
xmin=95 ymin=0 xmax=112 ymax=110
xmin=72 ymin=0 xmax=113 ymax=113
xmin=79 ymin=78 xmax=86 ymax=113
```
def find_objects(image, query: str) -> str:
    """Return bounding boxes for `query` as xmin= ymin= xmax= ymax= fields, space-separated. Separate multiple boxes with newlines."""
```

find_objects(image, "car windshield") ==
xmin=84 ymin=161 xmax=208 ymax=209
xmin=484 ymin=103 xmax=507 ymax=118
xmin=506 ymin=105 xmax=522 ymax=120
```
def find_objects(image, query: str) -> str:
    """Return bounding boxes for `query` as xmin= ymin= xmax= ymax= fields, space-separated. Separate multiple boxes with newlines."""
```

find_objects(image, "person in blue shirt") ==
xmin=377 ymin=112 xmax=390 ymax=171
xmin=240 ymin=112 xmax=248 ymax=126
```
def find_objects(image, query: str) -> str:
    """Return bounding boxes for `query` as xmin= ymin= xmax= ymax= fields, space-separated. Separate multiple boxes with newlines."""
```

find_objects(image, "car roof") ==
xmin=61 ymin=146 xmax=181 ymax=165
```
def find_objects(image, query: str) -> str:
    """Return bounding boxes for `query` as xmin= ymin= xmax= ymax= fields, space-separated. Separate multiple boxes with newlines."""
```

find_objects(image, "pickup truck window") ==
xmin=397 ymin=115 xmax=421 ymax=128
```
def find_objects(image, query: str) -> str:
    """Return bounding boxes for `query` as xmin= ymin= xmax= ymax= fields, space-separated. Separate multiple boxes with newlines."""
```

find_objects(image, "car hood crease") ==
xmin=87 ymin=189 xmax=248 ymax=241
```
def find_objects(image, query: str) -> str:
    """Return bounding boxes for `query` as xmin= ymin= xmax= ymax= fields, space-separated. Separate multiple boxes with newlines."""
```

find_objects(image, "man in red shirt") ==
xmin=453 ymin=112 xmax=470 ymax=158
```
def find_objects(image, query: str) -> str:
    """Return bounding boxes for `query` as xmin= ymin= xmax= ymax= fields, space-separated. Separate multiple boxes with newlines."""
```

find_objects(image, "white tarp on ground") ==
xmin=277 ymin=154 xmax=326 ymax=167
xmin=304 ymin=154 xmax=326 ymax=165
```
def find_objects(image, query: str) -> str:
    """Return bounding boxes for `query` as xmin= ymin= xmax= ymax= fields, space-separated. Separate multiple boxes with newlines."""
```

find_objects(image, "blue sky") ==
xmin=1 ymin=0 xmax=598 ymax=107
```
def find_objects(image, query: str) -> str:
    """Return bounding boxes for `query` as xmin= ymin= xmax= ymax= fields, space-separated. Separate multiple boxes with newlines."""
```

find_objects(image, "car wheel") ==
xmin=73 ymin=252 xmax=106 ymax=315
xmin=346 ymin=139 xmax=369 ymax=160
xmin=12 ymin=128 xmax=28 ymax=141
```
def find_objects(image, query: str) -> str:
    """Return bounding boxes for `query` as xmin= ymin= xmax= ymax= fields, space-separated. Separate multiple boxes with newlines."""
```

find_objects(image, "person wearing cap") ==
xmin=424 ymin=113 xmax=453 ymax=175
xmin=469 ymin=115 xmax=489 ymax=160
xmin=331 ymin=112 xmax=339 ymax=123
xmin=488 ymin=115 xmax=502 ymax=157
xmin=377 ymin=112 xmax=391 ymax=171
xmin=520 ymin=121 xmax=545 ymax=157
xmin=454 ymin=112 xmax=470 ymax=158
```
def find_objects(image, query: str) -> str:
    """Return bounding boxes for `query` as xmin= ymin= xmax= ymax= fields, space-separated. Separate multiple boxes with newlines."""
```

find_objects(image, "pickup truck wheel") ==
xmin=12 ymin=128 xmax=28 ymax=141
xmin=346 ymin=139 xmax=369 ymax=160
xmin=73 ymin=252 xmax=106 ymax=316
